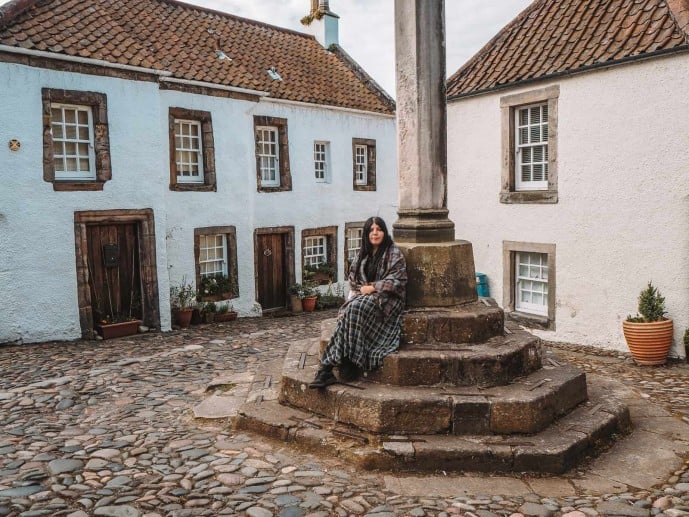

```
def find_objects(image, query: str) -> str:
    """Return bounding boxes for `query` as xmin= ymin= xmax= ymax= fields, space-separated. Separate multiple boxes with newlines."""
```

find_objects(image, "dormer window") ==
xmin=267 ymin=67 xmax=283 ymax=81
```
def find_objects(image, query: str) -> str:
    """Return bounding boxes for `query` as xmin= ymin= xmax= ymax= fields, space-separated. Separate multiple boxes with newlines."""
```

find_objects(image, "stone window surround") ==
xmin=301 ymin=226 xmax=338 ymax=283
xmin=500 ymin=85 xmax=559 ymax=204
xmin=352 ymin=138 xmax=377 ymax=191
xmin=343 ymin=221 xmax=365 ymax=277
xmin=74 ymin=209 xmax=160 ymax=338
xmin=194 ymin=226 xmax=239 ymax=302
xmin=168 ymin=107 xmax=216 ymax=192
xmin=253 ymin=116 xmax=292 ymax=193
xmin=502 ymin=240 xmax=556 ymax=330
xmin=42 ymin=88 xmax=111 ymax=192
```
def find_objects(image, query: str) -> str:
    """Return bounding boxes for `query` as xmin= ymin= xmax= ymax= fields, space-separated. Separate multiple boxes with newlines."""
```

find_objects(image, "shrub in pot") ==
xmin=170 ymin=278 xmax=197 ymax=328
xmin=623 ymin=282 xmax=673 ymax=365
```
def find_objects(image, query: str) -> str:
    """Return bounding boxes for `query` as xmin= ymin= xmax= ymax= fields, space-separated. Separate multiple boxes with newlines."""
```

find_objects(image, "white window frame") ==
xmin=354 ymin=144 xmax=368 ymax=186
xmin=256 ymin=126 xmax=280 ymax=187
xmin=304 ymin=236 xmax=327 ymax=267
xmin=174 ymin=118 xmax=204 ymax=184
xmin=314 ymin=141 xmax=329 ymax=183
xmin=514 ymin=102 xmax=548 ymax=191
xmin=51 ymin=103 xmax=96 ymax=181
xmin=346 ymin=227 xmax=363 ymax=264
xmin=199 ymin=234 xmax=228 ymax=278
xmin=515 ymin=251 xmax=548 ymax=316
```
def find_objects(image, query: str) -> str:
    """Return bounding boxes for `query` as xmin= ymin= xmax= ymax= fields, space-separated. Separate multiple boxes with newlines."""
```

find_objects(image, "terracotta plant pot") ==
xmin=302 ymin=296 xmax=318 ymax=312
xmin=203 ymin=312 xmax=215 ymax=323
xmin=622 ymin=318 xmax=673 ymax=365
xmin=173 ymin=308 xmax=194 ymax=328
xmin=290 ymin=294 xmax=303 ymax=313
xmin=97 ymin=320 xmax=141 ymax=340
xmin=215 ymin=311 xmax=238 ymax=322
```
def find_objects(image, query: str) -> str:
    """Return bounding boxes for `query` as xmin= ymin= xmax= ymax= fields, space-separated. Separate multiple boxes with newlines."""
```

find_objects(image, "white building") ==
xmin=0 ymin=0 xmax=396 ymax=344
xmin=446 ymin=0 xmax=689 ymax=356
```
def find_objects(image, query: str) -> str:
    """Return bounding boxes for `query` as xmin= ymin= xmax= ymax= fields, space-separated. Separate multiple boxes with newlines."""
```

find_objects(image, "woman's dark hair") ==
xmin=355 ymin=216 xmax=393 ymax=280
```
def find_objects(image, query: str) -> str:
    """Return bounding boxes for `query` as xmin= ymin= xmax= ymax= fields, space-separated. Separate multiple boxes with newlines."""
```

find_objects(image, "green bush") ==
xmin=627 ymin=282 xmax=666 ymax=323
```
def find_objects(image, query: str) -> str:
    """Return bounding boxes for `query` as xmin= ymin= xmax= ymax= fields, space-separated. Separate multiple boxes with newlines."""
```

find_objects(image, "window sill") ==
xmin=506 ymin=310 xmax=554 ymax=331
xmin=500 ymin=191 xmax=558 ymax=204
xmin=353 ymin=184 xmax=376 ymax=192
xmin=258 ymin=186 xmax=291 ymax=193
xmin=170 ymin=183 xmax=217 ymax=192
xmin=53 ymin=181 xmax=104 ymax=192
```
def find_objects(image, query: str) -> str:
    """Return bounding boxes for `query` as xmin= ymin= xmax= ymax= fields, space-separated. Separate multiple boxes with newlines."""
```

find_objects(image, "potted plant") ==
xmin=288 ymin=283 xmax=304 ymax=313
xmin=215 ymin=303 xmax=238 ymax=322
xmin=170 ymin=278 xmax=197 ymax=328
xmin=304 ymin=262 xmax=336 ymax=285
xmin=316 ymin=281 xmax=346 ymax=310
xmin=199 ymin=273 xmax=237 ymax=301
xmin=301 ymin=280 xmax=319 ymax=312
xmin=96 ymin=313 xmax=141 ymax=340
xmin=623 ymin=281 xmax=674 ymax=365
xmin=202 ymin=301 xmax=217 ymax=323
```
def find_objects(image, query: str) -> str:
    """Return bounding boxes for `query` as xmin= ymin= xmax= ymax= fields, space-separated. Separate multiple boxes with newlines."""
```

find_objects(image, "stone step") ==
xmin=279 ymin=340 xmax=587 ymax=435
xmin=235 ymin=377 xmax=630 ymax=474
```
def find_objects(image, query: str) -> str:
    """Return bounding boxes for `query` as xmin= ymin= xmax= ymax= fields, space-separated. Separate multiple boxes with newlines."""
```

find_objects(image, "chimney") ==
xmin=302 ymin=0 xmax=339 ymax=48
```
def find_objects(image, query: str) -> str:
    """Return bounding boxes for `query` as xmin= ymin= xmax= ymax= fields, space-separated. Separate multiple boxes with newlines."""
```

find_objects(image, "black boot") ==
xmin=338 ymin=357 xmax=361 ymax=382
xmin=309 ymin=365 xmax=336 ymax=389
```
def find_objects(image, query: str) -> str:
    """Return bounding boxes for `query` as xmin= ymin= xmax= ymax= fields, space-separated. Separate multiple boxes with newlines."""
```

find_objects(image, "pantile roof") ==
xmin=447 ymin=0 xmax=689 ymax=99
xmin=0 ymin=0 xmax=395 ymax=114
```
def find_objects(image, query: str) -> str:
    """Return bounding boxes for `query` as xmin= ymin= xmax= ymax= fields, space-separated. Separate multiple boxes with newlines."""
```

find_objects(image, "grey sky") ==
xmin=182 ymin=0 xmax=533 ymax=95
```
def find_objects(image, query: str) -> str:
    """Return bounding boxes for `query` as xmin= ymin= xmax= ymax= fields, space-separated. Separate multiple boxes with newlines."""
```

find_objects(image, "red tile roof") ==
xmin=447 ymin=0 xmax=689 ymax=99
xmin=0 ymin=0 xmax=395 ymax=114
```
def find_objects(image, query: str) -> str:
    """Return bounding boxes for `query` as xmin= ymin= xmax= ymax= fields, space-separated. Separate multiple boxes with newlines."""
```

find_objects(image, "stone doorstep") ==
xmin=233 ymin=380 xmax=629 ymax=475
xmin=279 ymin=345 xmax=588 ymax=435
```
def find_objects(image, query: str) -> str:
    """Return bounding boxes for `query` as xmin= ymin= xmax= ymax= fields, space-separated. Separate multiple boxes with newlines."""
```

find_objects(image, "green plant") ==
xmin=202 ymin=301 xmax=217 ymax=314
xmin=170 ymin=277 xmax=197 ymax=309
xmin=626 ymin=282 xmax=667 ymax=323
xmin=199 ymin=273 xmax=236 ymax=297
xmin=288 ymin=283 xmax=305 ymax=298
xmin=316 ymin=281 xmax=345 ymax=309
xmin=217 ymin=303 xmax=234 ymax=314
xmin=304 ymin=262 xmax=335 ymax=277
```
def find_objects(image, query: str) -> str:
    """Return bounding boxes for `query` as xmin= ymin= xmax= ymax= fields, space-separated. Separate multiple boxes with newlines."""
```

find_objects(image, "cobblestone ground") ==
xmin=1 ymin=312 xmax=689 ymax=517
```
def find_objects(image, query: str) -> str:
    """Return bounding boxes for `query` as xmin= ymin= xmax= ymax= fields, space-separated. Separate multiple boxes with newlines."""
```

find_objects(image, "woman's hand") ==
xmin=360 ymin=284 xmax=376 ymax=295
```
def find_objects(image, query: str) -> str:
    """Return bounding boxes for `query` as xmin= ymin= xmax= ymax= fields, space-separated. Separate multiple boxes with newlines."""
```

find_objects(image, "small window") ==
xmin=500 ymin=85 xmax=558 ymax=204
xmin=174 ymin=119 xmax=204 ymax=184
xmin=515 ymin=251 xmax=548 ymax=316
xmin=257 ymin=126 xmax=280 ymax=187
xmin=352 ymin=138 xmax=376 ymax=191
xmin=304 ymin=236 xmax=327 ymax=266
xmin=344 ymin=224 xmax=364 ymax=274
xmin=168 ymin=108 xmax=216 ymax=192
xmin=503 ymin=241 xmax=556 ymax=330
xmin=314 ymin=141 xmax=329 ymax=183
xmin=254 ymin=116 xmax=292 ymax=192
xmin=194 ymin=226 xmax=238 ymax=302
xmin=42 ymin=88 xmax=111 ymax=191
xmin=515 ymin=104 xmax=548 ymax=191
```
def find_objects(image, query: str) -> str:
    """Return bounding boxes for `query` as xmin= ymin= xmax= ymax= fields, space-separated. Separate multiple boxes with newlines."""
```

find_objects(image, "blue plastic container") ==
xmin=475 ymin=272 xmax=490 ymax=297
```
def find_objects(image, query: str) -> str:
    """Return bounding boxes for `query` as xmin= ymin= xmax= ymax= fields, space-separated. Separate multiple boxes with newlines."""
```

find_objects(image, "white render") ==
xmin=0 ymin=61 xmax=396 ymax=344
xmin=447 ymin=53 xmax=689 ymax=357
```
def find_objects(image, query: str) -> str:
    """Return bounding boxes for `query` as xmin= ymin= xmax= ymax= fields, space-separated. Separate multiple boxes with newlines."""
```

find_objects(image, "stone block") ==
xmin=412 ymin=436 xmax=513 ymax=472
xmin=397 ymin=241 xmax=477 ymax=307
xmin=401 ymin=303 xmax=504 ymax=345
xmin=451 ymin=396 xmax=491 ymax=434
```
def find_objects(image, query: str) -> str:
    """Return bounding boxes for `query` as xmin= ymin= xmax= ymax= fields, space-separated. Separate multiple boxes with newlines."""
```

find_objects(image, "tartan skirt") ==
xmin=321 ymin=294 xmax=404 ymax=371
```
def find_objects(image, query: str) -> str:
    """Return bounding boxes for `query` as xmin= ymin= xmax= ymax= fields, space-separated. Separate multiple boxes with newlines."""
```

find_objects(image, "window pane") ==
xmin=65 ymin=110 xmax=76 ymax=124
xmin=77 ymin=110 xmax=88 ymax=124
xmin=66 ymin=125 xmax=77 ymax=139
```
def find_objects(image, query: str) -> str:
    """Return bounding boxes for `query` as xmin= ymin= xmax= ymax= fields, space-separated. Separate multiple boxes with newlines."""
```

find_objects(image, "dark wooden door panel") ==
xmin=256 ymin=233 xmax=286 ymax=310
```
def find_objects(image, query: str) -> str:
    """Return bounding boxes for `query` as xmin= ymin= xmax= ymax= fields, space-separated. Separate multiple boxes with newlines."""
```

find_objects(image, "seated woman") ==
xmin=309 ymin=216 xmax=407 ymax=388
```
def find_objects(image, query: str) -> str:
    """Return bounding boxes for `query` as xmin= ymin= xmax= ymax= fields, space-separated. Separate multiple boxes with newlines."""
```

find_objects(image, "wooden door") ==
xmin=86 ymin=223 xmax=142 ymax=325
xmin=256 ymin=232 xmax=287 ymax=311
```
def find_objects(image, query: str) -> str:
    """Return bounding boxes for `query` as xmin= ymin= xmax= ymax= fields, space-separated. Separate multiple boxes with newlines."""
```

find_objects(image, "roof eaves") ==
xmin=0 ymin=0 xmax=41 ymax=30
xmin=329 ymin=43 xmax=396 ymax=114
xmin=447 ymin=44 xmax=689 ymax=102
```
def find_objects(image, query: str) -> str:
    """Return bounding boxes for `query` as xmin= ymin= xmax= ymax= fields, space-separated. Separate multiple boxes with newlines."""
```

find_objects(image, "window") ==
xmin=302 ymin=226 xmax=337 ymax=284
xmin=344 ymin=223 xmax=364 ymax=275
xmin=257 ymin=126 xmax=279 ymax=187
xmin=168 ymin=108 xmax=216 ymax=191
xmin=304 ymin=236 xmax=327 ymax=266
xmin=42 ymin=89 xmax=111 ymax=191
xmin=254 ymin=116 xmax=291 ymax=192
xmin=194 ymin=226 xmax=238 ymax=301
xmin=515 ymin=104 xmax=548 ymax=191
xmin=174 ymin=119 xmax=204 ymax=184
xmin=500 ymin=85 xmax=558 ymax=204
xmin=352 ymin=138 xmax=376 ymax=191
xmin=503 ymin=241 xmax=556 ymax=330
xmin=314 ymin=141 xmax=329 ymax=182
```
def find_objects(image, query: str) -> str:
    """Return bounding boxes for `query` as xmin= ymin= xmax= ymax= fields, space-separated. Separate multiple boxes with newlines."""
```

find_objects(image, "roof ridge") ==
xmin=0 ymin=0 xmax=41 ymax=29
xmin=159 ymin=0 xmax=315 ymax=40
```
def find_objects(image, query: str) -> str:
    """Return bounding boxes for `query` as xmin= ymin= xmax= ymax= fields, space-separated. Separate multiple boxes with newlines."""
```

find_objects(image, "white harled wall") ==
xmin=0 ymin=61 xmax=397 ymax=344
xmin=447 ymin=53 xmax=689 ymax=356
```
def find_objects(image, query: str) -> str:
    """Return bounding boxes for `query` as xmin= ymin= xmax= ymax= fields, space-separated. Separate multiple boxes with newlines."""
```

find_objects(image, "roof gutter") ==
xmin=260 ymin=96 xmax=395 ymax=118
xmin=160 ymin=77 xmax=269 ymax=97
xmin=447 ymin=45 xmax=689 ymax=102
xmin=0 ymin=44 xmax=173 ymax=77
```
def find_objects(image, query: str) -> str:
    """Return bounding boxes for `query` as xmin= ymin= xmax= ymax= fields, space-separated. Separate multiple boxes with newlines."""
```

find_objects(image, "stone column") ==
xmin=393 ymin=0 xmax=476 ymax=307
